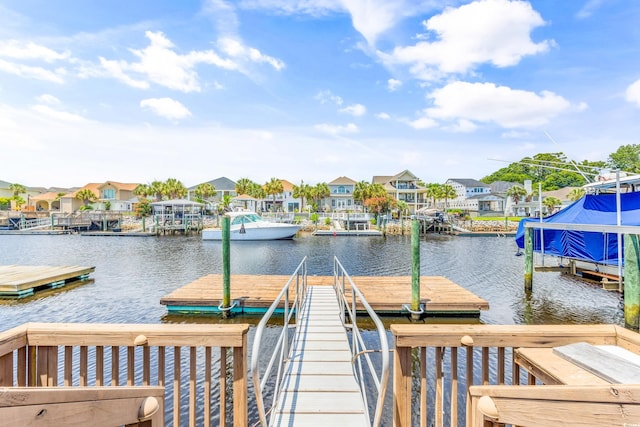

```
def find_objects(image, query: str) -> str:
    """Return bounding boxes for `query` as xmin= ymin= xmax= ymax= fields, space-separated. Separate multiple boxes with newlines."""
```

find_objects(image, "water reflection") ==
xmin=0 ymin=233 xmax=623 ymax=329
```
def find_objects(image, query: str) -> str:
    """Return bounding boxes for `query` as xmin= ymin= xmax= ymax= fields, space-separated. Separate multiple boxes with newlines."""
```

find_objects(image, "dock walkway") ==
xmin=160 ymin=274 xmax=489 ymax=317
xmin=270 ymin=285 xmax=368 ymax=426
xmin=0 ymin=265 xmax=95 ymax=298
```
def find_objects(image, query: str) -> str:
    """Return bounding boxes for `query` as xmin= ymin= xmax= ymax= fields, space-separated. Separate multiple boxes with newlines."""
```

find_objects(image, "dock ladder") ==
xmin=251 ymin=256 xmax=389 ymax=426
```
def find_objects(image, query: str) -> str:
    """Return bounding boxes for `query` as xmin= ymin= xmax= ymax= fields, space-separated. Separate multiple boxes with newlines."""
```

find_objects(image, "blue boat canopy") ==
xmin=514 ymin=192 xmax=640 ymax=265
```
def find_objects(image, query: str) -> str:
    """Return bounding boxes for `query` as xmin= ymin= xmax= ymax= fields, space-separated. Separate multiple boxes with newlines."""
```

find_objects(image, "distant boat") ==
xmin=202 ymin=211 xmax=300 ymax=241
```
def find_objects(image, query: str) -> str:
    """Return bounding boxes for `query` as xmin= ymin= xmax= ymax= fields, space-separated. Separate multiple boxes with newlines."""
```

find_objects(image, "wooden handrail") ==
xmin=0 ymin=323 xmax=250 ymax=427
xmin=391 ymin=324 xmax=640 ymax=427
xmin=470 ymin=384 xmax=640 ymax=427
xmin=0 ymin=386 xmax=164 ymax=427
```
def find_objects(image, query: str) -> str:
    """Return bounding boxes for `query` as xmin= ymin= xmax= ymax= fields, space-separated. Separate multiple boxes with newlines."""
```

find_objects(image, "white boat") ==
xmin=202 ymin=211 xmax=301 ymax=241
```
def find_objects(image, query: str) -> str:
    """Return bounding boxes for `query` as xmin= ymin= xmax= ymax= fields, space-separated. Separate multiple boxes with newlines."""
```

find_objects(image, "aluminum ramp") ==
xmin=269 ymin=286 xmax=368 ymax=426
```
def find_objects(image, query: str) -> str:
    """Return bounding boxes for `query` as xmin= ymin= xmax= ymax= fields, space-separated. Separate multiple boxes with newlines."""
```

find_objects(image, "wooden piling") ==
xmin=524 ymin=227 xmax=533 ymax=292
xmin=625 ymin=234 xmax=640 ymax=329
xmin=222 ymin=215 xmax=231 ymax=318
xmin=411 ymin=217 xmax=421 ymax=320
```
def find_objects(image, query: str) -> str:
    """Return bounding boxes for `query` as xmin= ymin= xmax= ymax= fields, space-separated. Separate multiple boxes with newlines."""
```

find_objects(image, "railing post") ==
xmin=234 ymin=329 xmax=248 ymax=427
xmin=393 ymin=345 xmax=412 ymax=427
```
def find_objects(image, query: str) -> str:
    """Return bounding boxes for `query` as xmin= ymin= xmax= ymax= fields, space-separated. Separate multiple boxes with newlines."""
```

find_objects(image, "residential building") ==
xmin=188 ymin=177 xmax=237 ymax=202
xmin=445 ymin=178 xmax=504 ymax=215
xmin=372 ymin=170 xmax=427 ymax=213
xmin=327 ymin=176 xmax=357 ymax=211
xmin=59 ymin=181 xmax=139 ymax=213
xmin=262 ymin=179 xmax=300 ymax=212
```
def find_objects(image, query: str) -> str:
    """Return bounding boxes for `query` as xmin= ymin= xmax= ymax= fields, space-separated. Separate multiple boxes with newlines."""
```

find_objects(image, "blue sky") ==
xmin=1 ymin=0 xmax=639 ymax=188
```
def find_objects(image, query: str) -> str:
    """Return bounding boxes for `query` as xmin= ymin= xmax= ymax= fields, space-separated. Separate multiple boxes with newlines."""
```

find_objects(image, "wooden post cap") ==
xmin=134 ymin=335 xmax=148 ymax=346
xmin=461 ymin=335 xmax=474 ymax=346
xmin=477 ymin=395 xmax=499 ymax=419
xmin=138 ymin=396 xmax=160 ymax=419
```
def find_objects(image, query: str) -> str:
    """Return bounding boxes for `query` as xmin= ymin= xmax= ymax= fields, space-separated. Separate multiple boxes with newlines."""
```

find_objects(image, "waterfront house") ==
xmin=262 ymin=179 xmax=300 ymax=212
xmin=328 ymin=176 xmax=358 ymax=211
xmin=188 ymin=176 xmax=237 ymax=203
xmin=445 ymin=178 xmax=504 ymax=215
xmin=372 ymin=170 xmax=427 ymax=213
xmin=59 ymin=181 xmax=139 ymax=213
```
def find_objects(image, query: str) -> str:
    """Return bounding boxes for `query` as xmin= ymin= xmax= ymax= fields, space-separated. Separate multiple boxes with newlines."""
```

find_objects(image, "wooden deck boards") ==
xmin=160 ymin=274 xmax=489 ymax=315
xmin=0 ymin=265 xmax=95 ymax=297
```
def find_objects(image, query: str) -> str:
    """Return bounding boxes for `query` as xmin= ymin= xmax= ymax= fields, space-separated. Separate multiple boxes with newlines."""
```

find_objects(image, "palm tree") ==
xmin=75 ymin=188 xmax=98 ymax=207
xmin=149 ymin=181 xmax=165 ymax=201
xmin=133 ymin=184 xmax=151 ymax=199
xmin=506 ymin=185 xmax=528 ymax=215
xmin=368 ymin=183 xmax=387 ymax=198
xmin=163 ymin=178 xmax=187 ymax=200
xmin=506 ymin=185 xmax=528 ymax=203
xmin=542 ymin=196 xmax=562 ymax=215
xmin=292 ymin=181 xmax=311 ymax=211
xmin=9 ymin=183 xmax=26 ymax=198
xmin=440 ymin=184 xmax=457 ymax=211
xmin=311 ymin=183 xmax=330 ymax=211
xmin=568 ymin=187 xmax=586 ymax=201
xmin=353 ymin=181 xmax=371 ymax=209
xmin=195 ymin=183 xmax=216 ymax=201
xmin=235 ymin=177 xmax=254 ymax=196
xmin=425 ymin=183 xmax=442 ymax=208
xmin=264 ymin=178 xmax=284 ymax=212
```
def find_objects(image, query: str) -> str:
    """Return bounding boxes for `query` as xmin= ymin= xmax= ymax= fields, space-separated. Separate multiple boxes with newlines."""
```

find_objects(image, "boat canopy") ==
xmin=514 ymin=192 xmax=640 ymax=265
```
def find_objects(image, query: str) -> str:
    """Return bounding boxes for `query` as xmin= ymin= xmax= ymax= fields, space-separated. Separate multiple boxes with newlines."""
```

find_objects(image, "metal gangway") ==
xmin=251 ymin=256 xmax=389 ymax=426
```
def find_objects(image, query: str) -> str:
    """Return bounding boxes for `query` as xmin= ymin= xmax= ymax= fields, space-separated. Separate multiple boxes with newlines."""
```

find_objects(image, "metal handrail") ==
xmin=333 ymin=256 xmax=390 ymax=427
xmin=251 ymin=256 xmax=308 ymax=427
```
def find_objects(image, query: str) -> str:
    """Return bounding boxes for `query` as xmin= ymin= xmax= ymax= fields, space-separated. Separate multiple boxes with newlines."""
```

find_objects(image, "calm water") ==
xmin=0 ymin=233 xmax=625 ymax=425
xmin=0 ymin=233 xmax=623 ymax=328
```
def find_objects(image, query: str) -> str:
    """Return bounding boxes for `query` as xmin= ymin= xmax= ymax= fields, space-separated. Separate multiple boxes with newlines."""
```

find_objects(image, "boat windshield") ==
xmin=230 ymin=213 xmax=262 ymax=225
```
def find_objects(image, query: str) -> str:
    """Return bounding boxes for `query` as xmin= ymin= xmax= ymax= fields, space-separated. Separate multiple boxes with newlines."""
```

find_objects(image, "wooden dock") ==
xmin=271 ymin=286 xmax=369 ymax=426
xmin=160 ymin=274 xmax=489 ymax=316
xmin=0 ymin=265 xmax=95 ymax=298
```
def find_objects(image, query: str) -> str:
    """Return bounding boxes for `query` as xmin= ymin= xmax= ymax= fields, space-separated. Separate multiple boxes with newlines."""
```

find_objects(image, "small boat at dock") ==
xmin=202 ymin=211 xmax=300 ymax=241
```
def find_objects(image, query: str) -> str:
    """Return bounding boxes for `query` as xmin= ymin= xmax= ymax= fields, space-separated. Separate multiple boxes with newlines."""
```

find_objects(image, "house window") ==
xmin=338 ymin=186 xmax=346 ymax=194
xmin=102 ymin=189 xmax=116 ymax=199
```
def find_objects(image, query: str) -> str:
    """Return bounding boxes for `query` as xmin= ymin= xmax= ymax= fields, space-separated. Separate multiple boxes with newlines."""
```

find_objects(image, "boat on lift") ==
xmin=202 ymin=211 xmax=300 ymax=241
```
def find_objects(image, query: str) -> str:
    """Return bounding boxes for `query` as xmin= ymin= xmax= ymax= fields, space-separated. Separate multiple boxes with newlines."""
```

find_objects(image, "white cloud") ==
xmin=406 ymin=116 xmax=437 ymax=130
xmin=339 ymin=103 xmax=366 ymax=116
xmin=0 ymin=58 xmax=65 ymax=83
xmin=576 ymin=0 xmax=605 ymax=19
xmin=382 ymin=0 xmax=551 ymax=80
xmin=315 ymin=90 xmax=343 ymax=105
xmin=626 ymin=79 xmax=640 ymax=107
xmin=217 ymin=37 xmax=285 ymax=70
xmin=140 ymin=97 xmax=192 ymax=120
xmin=387 ymin=78 xmax=402 ymax=91
xmin=31 ymin=105 xmax=87 ymax=122
xmin=314 ymin=122 xmax=358 ymax=135
xmin=100 ymin=31 xmax=283 ymax=92
xmin=0 ymin=40 xmax=70 ymax=62
xmin=36 ymin=94 xmax=62 ymax=105
xmin=376 ymin=112 xmax=391 ymax=119
xmin=424 ymin=81 xmax=572 ymax=128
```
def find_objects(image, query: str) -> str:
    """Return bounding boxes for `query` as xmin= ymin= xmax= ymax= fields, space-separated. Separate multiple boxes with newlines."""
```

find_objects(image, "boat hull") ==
xmin=202 ymin=223 xmax=300 ymax=241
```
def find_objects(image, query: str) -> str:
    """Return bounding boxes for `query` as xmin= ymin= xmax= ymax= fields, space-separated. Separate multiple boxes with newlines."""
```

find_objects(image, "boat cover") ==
xmin=514 ymin=192 xmax=640 ymax=265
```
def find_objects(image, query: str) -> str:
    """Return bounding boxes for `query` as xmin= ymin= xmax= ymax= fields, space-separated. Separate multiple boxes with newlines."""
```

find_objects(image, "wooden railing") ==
xmin=391 ymin=324 xmax=640 ymax=427
xmin=0 ymin=322 xmax=249 ymax=427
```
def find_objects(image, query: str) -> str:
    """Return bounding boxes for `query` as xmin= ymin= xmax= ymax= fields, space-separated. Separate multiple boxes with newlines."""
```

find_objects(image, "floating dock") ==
xmin=160 ymin=274 xmax=489 ymax=317
xmin=312 ymin=230 xmax=382 ymax=237
xmin=0 ymin=265 xmax=95 ymax=298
